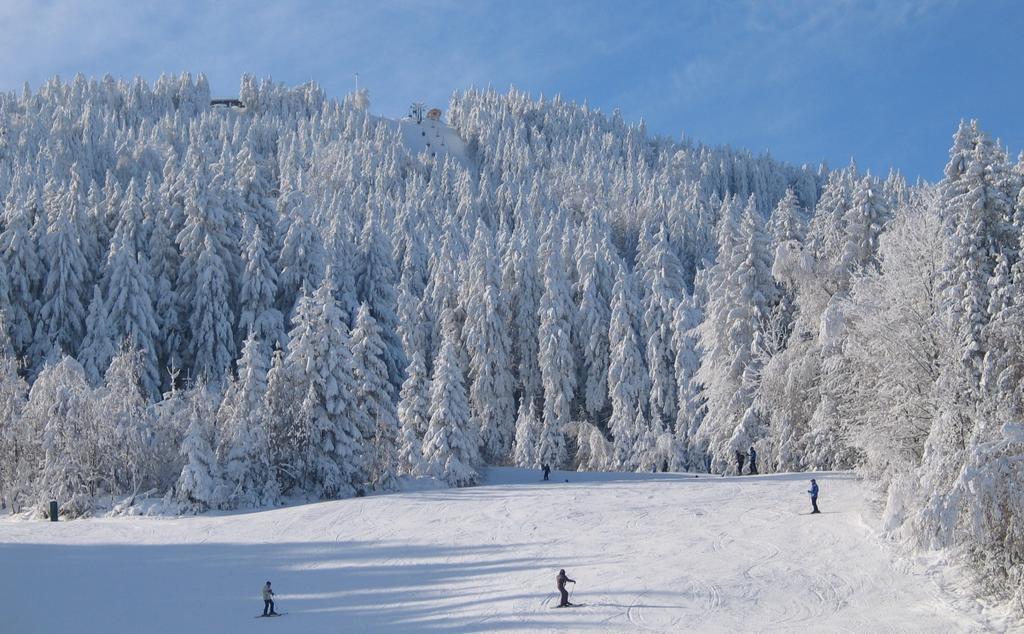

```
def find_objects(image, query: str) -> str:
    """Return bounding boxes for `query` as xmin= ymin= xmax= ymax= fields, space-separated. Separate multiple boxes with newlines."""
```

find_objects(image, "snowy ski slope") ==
xmin=390 ymin=114 xmax=470 ymax=166
xmin=0 ymin=469 xmax=1008 ymax=633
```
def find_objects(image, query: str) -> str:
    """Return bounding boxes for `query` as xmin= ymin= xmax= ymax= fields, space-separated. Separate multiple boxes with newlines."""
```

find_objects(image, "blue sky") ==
xmin=1 ymin=0 xmax=1019 ymax=181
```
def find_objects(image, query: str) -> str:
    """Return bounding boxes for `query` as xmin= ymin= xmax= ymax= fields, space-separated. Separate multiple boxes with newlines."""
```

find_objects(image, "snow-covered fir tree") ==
xmin=176 ymin=380 xmax=223 ymax=511
xmin=397 ymin=349 xmax=430 ymax=477
xmin=423 ymin=309 xmax=478 ymax=486
xmin=284 ymin=277 xmax=365 ymax=498
xmin=351 ymin=302 xmax=400 ymax=491
xmin=462 ymin=222 xmax=515 ymax=462
xmin=237 ymin=216 xmax=285 ymax=350
xmin=536 ymin=227 xmax=576 ymax=468
xmin=217 ymin=332 xmax=278 ymax=507
xmin=607 ymin=265 xmax=647 ymax=469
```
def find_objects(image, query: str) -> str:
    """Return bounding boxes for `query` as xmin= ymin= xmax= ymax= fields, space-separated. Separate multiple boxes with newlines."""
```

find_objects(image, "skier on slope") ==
xmin=556 ymin=569 xmax=576 ymax=607
xmin=748 ymin=446 xmax=758 ymax=475
xmin=808 ymin=479 xmax=820 ymax=514
xmin=262 ymin=581 xmax=278 ymax=616
xmin=735 ymin=450 xmax=746 ymax=475
xmin=542 ymin=464 xmax=551 ymax=481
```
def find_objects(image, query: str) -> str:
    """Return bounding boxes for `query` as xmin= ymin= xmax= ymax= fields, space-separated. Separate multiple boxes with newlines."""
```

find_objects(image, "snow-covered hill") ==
xmin=389 ymin=113 xmax=470 ymax=166
xmin=1 ymin=469 xmax=1007 ymax=633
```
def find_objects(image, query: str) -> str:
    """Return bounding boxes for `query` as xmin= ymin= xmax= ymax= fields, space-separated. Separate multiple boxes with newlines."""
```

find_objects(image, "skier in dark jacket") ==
xmin=808 ymin=479 xmax=820 ymax=514
xmin=542 ymin=464 xmax=551 ymax=481
xmin=556 ymin=569 xmax=576 ymax=607
xmin=748 ymin=446 xmax=758 ymax=475
xmin=735 ymin=450 xmax=746 ymax=475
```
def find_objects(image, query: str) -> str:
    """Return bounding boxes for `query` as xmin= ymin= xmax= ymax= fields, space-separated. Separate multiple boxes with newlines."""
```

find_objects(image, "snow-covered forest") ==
xmin=0 ymin=74 xmax=1020 ymax=609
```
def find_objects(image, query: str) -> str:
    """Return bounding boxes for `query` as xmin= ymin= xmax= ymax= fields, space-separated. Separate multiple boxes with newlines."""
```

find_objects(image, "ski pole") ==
xmin=569 ymin=581 xmax=576 ymax=603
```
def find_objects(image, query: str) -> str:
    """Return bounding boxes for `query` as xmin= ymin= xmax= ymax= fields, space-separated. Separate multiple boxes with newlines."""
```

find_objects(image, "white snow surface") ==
xmin=390 ymin=115 xmax=470 ymax=166
xmin=1 ymin=469 xmax=1009 ymax=633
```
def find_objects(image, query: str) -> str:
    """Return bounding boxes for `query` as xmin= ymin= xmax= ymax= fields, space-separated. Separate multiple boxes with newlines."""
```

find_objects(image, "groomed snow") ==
xmin=0 ymin=469 xmax=1005 ymax=633
xmin=392 ymin=115 xmax=470 ymax=166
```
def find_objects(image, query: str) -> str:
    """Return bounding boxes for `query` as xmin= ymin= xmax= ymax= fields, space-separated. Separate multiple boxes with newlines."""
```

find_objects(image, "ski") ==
xmin=255 ymin=613 xmax=287 ymax=618
xmin=551 ymin=603 xmax=586 ymax=609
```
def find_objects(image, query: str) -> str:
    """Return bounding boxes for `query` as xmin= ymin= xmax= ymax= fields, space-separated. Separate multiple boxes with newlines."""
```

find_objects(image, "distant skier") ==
xmin=735 ymin=450 xmax=746 ymax=475
xmin=808 ymin=479 xmax=820 ymax=514
xmin=262 ymin=581 xmax=277 ymax=616
xmin=748 ymin=446 xmax=758 ymax=475
xmin=661 ymin=459 xmax=669 ymax=473
xmin=556 ymin=569 xmax=576 ymax=607
xmin=542 ymin=464 xmax=551 ymax=481
xmin=704 ymin=454 xmax=712 ymax=474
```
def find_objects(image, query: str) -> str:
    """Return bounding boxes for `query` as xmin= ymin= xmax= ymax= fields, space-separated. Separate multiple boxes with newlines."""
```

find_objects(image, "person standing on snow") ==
xmin=262 ymin=581 xmax=277 ymax=616
xmin=556 ymin=569 xmax=576 ymax=607
xmin=808 ymin=479 xmax=820 ymax=514
xmin=748 ymin=446 xmax=758 ymax=475
xmin=542 ymin=464 xmax=551 ymax=481
xmin=735 ymin=450 xmax=746 ymax=475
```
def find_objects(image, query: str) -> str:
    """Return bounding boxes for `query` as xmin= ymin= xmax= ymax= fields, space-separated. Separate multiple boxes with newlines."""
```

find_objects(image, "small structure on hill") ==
xmin=211 ymin=98 xmax=244 ymax=109
xmin=426 ymin=108 xmax=442 ymax=122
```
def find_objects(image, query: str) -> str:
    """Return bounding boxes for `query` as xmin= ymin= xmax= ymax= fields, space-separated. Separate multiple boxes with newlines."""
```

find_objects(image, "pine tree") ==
xmin=0 ymin=190 xmax=42 ymax=359
xmin=0 ymin=320 xmax=30 ymax=511
xmin=101 ymin=343 xmax=153 ymax=496
xmin=696 ymin=196 xmax=775 ymax=471
xmin=284 ymin=277 xmax=364 ymax=497
xmin=504 ymin=222 xmax=543 ymax=409
xmin=357 ymin=222 xmax=406 ymax=390
xmin=671 ymin=292 xmax=704 ymax=470
xmin=536 ymin=239 xmax=575 ymax=468
xmin=33 ymin=178 xmax=90 ymax=368
xmin=512 ymin=398 xmax=541 ymax=468
xmin=842 ymin=176 xmax=889 ymax=274
xmin=607 ymin=266 xmax=646 ymax=469
xmin=462 ymin=223 xmax=515 ymax=462
xmin=397 ymin=350 xmax=430 ymax=477
xmin=23 ymin=357 xmax=99 ymax=516
xmin=177 ymin=179 xmax=236 ymax=381
xmin=176 ymin=381 xmax=223 ymax=511
xmin=276 ymin=190 xmax=324 ymax=321
xmin=576 ymin=229 xmax=614 ymax=421
xmin=238 ymin=216 xmax=285 ymax=350
xmin=351 ymin=303 xmax=400 ymax=491
xmin=78 ymin=286 xmax=115 ymax=384
xmin=218 ymin=332 xmax=278 ymax=507
xmin=102 ymin=207 xmax=161 ymax=399
xmin=148 ymin=194 xmax=183 ymax=389
xmin=423 ymin=310 xmax=478 ymax=486
xmin=766 ymin=187 xmax=806 ymax=249
xmin=262 ymin=345 xmax=300 ymax=492
xmin=641 ymin=225 xmax=683 ymax=432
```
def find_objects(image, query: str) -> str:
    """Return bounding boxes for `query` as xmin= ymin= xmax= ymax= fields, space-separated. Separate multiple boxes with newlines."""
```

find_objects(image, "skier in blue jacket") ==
xmin=808 ymin=479 xmax=820 ymax=514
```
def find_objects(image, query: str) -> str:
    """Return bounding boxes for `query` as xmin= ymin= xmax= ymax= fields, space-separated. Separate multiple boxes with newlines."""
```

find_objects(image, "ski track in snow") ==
xmin=0 ymin=469 xmax=1008 ymax=633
